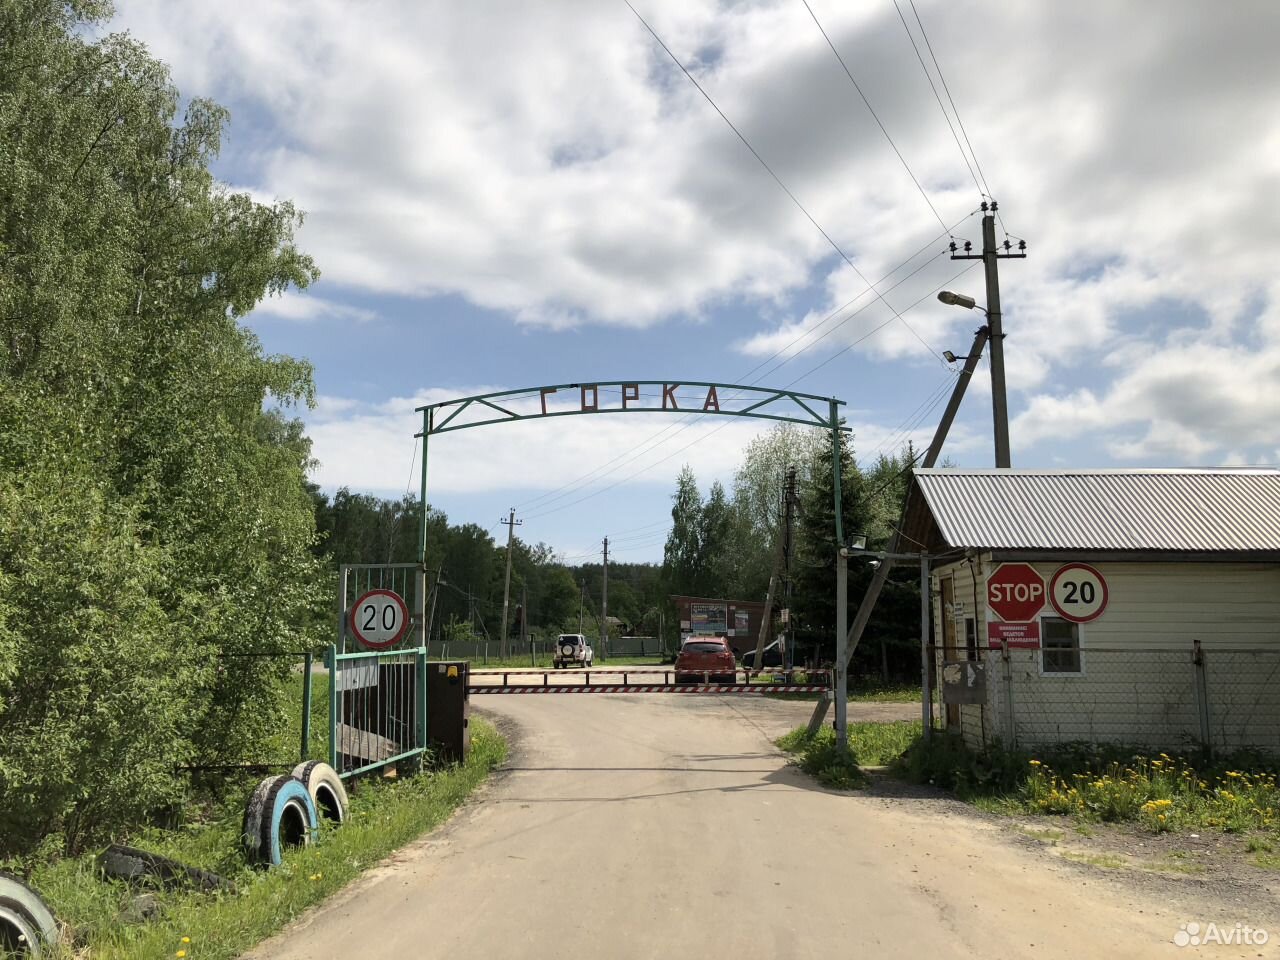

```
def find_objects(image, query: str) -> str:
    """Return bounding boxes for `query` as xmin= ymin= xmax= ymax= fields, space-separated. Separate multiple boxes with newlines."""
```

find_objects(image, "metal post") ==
xmin=1001 ymin=646 xmax=1015 ymax=746
xmin=1193 ymin=640 xmax=1211 ymax=754
xmin=982 ymin=211 xmax=1011 ymax=468
xmin=835 ymin=548 xmax=848 ymax=748
xmin=416 ymin=646 xmax=428 ymax=767
xmin=830 ymin=398 xmax=843 ymax=546
xmin=300 ymin=651 xmax=313 ymax=761
xmin=327 ymin=644 xmax=338 ymax=771
xmin=418 ymin=414 xmax=430 ymax=563
xmin=920 ymin=556 xmax=932 ymax=740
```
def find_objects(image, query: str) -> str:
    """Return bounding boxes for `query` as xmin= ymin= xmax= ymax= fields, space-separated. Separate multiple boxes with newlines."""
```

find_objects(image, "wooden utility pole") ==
xmin=781 ymin=466 xmax=797 ymax=669
xmin=499 ymin=508 xmax=521 ymax=660
xmin=600 ymin=537 xmax=609 ymax=662
xmin=752 ymin=468 xmax=794 ymax=667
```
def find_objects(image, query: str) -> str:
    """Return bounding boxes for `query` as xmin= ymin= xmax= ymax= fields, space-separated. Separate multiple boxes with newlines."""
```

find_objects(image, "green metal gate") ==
xmin=327 ymin=645 xmax=428 ymax=779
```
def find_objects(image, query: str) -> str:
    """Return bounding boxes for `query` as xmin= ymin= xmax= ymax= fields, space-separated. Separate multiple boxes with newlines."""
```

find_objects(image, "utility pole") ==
xmin=578 ymin=579 xmax=585 ymax=634
xmin=522 ymin=581 xmax=531 ymax=667
xmin=781 ymin=466 xmax=797 ymax=670
xmin=600 ymin=537 xmax=609 ymax=663
xmin=499 ymin=508 xmax=522 ymax=660
xmin=949 ymin=200 xmax=1026 ymax=468
xmin=752 ymin=468 xmax=792 ymax=668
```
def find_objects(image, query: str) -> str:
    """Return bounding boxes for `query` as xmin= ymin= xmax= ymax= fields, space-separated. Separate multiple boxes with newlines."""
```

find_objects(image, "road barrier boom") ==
xmin=468 ymin=684 xmax=827 ymax=695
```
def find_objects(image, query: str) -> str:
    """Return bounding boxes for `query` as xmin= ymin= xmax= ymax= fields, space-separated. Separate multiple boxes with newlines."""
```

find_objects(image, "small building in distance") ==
xmin=900 ymin=468 xmax=1280 ymax=753
xmin=670 ymin=594 xmax=766 ymax=655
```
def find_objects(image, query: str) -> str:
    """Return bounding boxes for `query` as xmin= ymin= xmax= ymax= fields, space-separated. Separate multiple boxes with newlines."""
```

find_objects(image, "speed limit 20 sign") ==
xmin=349 ymin=589 xmax=410 ymax=650
xmin=1050 ymin=563 xmax=1109 ymax=622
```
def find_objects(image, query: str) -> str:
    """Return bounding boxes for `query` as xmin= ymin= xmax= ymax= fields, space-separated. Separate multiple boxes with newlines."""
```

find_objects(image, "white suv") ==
xmin=553 ymin=634 xmax=593 ymax=669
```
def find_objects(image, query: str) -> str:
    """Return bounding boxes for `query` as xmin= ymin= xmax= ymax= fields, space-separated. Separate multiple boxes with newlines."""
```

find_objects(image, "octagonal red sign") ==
xmin=986 ymin=563 xmax=1047 ymax=622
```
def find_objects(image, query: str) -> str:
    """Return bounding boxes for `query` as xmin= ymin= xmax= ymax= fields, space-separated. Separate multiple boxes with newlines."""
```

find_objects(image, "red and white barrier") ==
xmin=468 ymin=684 xmax=828 ymax=695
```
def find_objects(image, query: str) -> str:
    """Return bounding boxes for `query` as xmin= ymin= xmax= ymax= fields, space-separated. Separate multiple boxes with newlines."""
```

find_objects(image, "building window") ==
xmin=1041 ymin=617 xmax=1082 ymax=674
xmin=964 ymin=618 xmax=978 ymax=661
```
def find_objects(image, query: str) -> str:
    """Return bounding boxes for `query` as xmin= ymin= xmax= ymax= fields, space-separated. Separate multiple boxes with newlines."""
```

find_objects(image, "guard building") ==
xmin=898 ymin=468 xmax=1280 ymax=752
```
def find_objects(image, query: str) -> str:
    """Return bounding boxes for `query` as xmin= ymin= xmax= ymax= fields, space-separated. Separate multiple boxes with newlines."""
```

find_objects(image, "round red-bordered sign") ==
xmin=1049 ymin=563 xmax=1109 ymax=623
xmin=349 ymin=589 xmax=410 ymax=650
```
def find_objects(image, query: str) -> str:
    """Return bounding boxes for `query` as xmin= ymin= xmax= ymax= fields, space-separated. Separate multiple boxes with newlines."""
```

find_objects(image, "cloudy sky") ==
xmin=110 ymin=0 xmax=1280 ymax=562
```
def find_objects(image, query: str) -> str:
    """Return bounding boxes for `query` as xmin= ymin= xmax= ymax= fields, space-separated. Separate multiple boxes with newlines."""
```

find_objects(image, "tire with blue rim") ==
xmin=242 ymin=775 xmax=318 ymax=867
xmin=0 ymin=871 xmax=57 ymax=956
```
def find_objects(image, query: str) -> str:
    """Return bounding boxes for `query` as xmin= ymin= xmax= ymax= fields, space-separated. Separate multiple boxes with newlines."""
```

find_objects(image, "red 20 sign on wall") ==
xmin=1049 ymin=563 xmax=1109 ymax=623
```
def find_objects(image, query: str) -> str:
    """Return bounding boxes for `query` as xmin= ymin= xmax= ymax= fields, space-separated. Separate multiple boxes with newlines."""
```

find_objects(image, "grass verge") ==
xmin=23 ymin=720 xmax=506 ymax=960
xmin=894 ymin=733 xmax=1280 ymax=840
xmin=776 ymin=721 xmax=921 ymax=789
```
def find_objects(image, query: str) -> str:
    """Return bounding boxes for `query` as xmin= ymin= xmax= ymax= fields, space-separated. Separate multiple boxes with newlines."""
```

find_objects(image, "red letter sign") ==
xmin=663 ymin=383 xmax=679 ymax=409
xmin=986 ymin=563 xmax=1047 ymax=622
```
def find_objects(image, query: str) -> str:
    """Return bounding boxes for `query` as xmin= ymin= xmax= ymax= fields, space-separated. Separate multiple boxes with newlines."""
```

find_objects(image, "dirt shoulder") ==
xmin=861 ymin=768 xmax=1280 ymax=927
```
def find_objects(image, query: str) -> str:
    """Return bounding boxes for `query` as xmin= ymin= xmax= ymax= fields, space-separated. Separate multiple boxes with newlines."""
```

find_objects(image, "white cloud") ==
xmin=112 ymin=0 xmax=1280 ymax=465
xmin=252 ymin=291 xmax=377 ymax=324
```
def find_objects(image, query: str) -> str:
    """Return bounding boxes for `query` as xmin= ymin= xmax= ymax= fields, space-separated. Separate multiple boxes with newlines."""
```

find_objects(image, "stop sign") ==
xmin=986 ymin=563 xmax=1047 ymax=622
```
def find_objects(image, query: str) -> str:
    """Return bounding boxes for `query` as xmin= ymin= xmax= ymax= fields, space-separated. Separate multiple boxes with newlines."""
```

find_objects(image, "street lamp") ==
xmin=937 ymin=290 xmax=983 ymax=312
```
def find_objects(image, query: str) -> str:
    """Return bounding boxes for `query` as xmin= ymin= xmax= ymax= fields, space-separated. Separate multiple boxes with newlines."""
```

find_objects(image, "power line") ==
xmin=799 ymin=0 xmax=949 ymax=235
xmin=906 ymin=0 xmax=992 ymax=199
xmin=518 ymin=218 xmax=976 ymax=519
xmin=890 ymin=0 xmax=982 ymax=198
xmin=783 ymin=260 xmax=980 ymax=386
xmin=525 ymin=263 xmax=967 ymax=523
xmin=625 ymin=0 xmax=943 ymax=364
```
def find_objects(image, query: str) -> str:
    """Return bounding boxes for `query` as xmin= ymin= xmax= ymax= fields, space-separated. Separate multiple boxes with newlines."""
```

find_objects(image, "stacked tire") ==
xmin=241 ymin=762 xmax=348 ymax=868
xmin=0 ymin=872 xmax=57 ymax=956
xmin=242 ymin=775 xmax=319 ymax=867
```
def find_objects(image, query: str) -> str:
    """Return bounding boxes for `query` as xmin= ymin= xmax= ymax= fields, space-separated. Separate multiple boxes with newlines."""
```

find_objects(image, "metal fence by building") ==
xmin=946 ymin=643 xmax=1280 ymax=755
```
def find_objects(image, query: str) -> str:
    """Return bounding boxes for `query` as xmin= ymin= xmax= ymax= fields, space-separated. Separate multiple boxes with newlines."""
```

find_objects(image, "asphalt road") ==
xmin=249 ymin=695 xmax=1247 ymax=959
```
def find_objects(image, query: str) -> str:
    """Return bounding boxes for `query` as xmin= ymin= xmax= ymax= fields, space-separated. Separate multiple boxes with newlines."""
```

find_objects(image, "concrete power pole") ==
xmin=949 ymin=200 xmax=1026 ymax=468
xmin=499 ymin=507 xmax=522 ymax=660
xmin=578 ymin=579 xmax=585 ymax=634
xmin=600 ymin=537 xmax=609 ymax=663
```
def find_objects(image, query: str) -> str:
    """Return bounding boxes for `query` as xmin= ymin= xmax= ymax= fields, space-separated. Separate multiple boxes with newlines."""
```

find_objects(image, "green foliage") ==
xmin=777 ymin=722 xmax=922 ymax=789
xmin=20 ymin=721 xmax=506 ymax=960
xmin=0 ymin=1 xmax=324 ymax=855
xmin=897 ymin=736 xmax=1280 ymax=836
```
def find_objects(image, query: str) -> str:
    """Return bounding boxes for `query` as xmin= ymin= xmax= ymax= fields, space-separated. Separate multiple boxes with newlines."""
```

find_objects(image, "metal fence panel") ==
xmin=328 ymin=645 xmax=428 ymax=779
xmin=1203 ymin=648 xmax=1280 ymax=751
xmin=967 ymin=644 xmax=1280 ymax=755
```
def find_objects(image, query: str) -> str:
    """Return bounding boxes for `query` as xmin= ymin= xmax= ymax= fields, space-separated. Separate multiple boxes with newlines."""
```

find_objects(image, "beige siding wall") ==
xmin=934 ymin=559 xmax=1280 ymax=650
xmin=930 ymin=558 xmax=1280 ymax=751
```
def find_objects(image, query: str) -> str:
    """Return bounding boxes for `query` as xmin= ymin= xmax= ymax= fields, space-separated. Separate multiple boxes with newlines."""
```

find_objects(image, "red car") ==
xmin=674 ymin=637 xmax=738 ymax=684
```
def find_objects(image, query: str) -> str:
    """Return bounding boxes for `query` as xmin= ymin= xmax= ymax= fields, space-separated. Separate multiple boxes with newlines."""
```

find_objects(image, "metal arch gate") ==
xmin=414 ymin=378 xmax=850 ymax=632
xmin=328 ymin=381 xmax=850 ymax=781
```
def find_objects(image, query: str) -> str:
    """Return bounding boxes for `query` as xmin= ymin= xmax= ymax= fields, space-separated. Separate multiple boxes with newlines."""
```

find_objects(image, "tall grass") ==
xmin=22 ymin=722 xmax=506 ymax=960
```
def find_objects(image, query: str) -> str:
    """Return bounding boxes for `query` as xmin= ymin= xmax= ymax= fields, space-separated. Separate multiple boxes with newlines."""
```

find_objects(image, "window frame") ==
xmin=1038 ymin=615 xmax=1084 ymax=677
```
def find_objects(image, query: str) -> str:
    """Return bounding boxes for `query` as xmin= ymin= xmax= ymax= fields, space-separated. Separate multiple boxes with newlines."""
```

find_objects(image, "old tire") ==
xmin=0 ymin=872 xmax=57 ymax=956
xmin=291 ymin=760 xmax=350 ymax=825
xmin=97 ymin=844 xmax=228 ymax=892
xmin=242 ymin=775 xmax=318 ymax=867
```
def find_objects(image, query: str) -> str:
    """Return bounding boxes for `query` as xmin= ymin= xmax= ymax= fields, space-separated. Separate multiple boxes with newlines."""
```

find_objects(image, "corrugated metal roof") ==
xmin=912 ymin=469 xmax=1280 ymax=552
